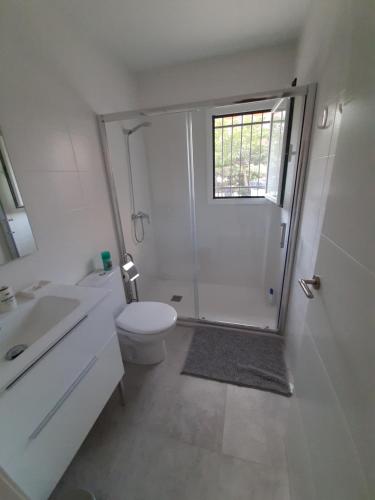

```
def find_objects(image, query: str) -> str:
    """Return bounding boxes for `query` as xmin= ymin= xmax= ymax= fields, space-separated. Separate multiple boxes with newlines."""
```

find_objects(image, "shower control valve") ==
xmin=132 ymin=211 xmax=150 ymax=223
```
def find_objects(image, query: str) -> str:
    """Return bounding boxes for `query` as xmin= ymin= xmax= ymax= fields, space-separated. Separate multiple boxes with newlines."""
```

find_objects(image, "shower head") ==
xmin=122 ymin=122 xmax=151 ymax=136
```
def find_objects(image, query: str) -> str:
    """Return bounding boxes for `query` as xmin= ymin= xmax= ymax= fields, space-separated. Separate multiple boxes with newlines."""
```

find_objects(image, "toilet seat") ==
xmin=116 ymin=301 xmax=177 ymax=335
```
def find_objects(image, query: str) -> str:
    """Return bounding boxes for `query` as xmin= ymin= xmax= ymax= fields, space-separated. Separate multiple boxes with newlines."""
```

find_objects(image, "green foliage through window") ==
xmin=213 ymin=110 xmax=274 ymax=198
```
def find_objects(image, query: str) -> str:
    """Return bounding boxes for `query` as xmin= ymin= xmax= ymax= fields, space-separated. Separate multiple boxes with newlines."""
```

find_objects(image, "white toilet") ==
xmin=79 ymin=267 xmax=177 ymax=364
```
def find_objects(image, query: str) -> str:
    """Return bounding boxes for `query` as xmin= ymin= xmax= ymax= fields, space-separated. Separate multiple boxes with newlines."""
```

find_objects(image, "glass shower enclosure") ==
xmin=98 ymin=85 xmax=316 ymax=332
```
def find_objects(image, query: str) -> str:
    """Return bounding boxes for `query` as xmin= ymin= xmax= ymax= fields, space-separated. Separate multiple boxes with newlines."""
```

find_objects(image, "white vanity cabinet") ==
xmin=0 ymin=291 xmax=125 ymax=500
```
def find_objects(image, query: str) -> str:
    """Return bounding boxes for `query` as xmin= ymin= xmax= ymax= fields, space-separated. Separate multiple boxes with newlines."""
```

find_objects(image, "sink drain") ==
xmin=5 ymin=344 xmax=27 ymax=361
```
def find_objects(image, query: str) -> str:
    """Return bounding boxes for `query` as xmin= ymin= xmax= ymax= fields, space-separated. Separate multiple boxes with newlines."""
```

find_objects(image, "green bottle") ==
xmin=101 ymin=250 xmax=112 ymax=271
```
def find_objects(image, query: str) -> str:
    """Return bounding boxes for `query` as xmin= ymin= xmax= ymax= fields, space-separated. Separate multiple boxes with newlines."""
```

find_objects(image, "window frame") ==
xmin=206 ymin=101 xmax=277 ymax=205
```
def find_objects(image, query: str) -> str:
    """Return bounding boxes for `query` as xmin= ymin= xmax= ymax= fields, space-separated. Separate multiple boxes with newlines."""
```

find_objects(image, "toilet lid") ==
xmin=116 ymin=301 xmax=177 ymax=334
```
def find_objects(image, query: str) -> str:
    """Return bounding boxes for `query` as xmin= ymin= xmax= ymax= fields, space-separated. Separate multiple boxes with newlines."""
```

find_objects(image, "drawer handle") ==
xmin=3 ymin=315 xmax=88 ymax=394
xmin=28 ymin=356 xmax=97 ymax=440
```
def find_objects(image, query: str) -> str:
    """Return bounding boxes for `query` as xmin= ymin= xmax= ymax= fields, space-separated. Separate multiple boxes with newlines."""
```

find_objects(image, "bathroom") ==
xmin=0 ymin=0 xmax=373 ymax=499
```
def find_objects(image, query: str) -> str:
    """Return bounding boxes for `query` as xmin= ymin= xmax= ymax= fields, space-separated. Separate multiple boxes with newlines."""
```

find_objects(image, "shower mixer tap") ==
xmin=132 ymin=211 xmax=150 ymax=223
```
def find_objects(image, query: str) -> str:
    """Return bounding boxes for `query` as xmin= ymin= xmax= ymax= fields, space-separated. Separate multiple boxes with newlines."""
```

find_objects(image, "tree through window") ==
xmin=212 ymin=109 xmax=286 ymax=199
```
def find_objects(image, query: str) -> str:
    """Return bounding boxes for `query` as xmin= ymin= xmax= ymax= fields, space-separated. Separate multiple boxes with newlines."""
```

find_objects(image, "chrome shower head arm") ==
xmin=122 ymin=122 xmax=151 ymax=135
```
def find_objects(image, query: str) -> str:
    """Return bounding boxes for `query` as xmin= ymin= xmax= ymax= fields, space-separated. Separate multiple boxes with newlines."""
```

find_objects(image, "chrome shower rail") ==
xmin=99 ymin=85 xmax=310 ymax=123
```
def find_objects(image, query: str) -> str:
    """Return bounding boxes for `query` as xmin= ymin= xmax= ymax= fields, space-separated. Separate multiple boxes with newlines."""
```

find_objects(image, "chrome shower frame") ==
xmin=97 ymin=83 xmax=317 ymax=334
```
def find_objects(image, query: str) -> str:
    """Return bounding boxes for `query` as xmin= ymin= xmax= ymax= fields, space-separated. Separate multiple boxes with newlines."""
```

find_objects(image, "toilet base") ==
xmin=119 ymin=337 xmax=167 ymax=365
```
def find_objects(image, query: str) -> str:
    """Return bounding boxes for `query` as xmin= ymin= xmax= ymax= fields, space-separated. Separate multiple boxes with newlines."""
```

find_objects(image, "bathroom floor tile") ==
xmin=222 ymin=385 xmax=290 ymax=469
xmin=51 ymin=326 xmax=290 ymax=500
xmin=121 ymin=363 xmax=226 ymax=451
xmin=167 ymin=374 xmax=227 ymax=452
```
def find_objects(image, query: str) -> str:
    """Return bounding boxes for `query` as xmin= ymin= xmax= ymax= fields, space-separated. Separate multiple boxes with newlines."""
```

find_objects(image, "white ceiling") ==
xmin=54 ymin=0 xmax=310 ymax=72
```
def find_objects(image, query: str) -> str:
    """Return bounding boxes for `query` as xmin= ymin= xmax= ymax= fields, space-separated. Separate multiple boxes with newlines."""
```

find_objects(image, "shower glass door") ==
xmin=103 ymin=87 xmax=310 ymax=331
xmin=190 ymin=96 xmax=303 ymax=329
xmin=135 ymin=112 xmax=196 ymax=318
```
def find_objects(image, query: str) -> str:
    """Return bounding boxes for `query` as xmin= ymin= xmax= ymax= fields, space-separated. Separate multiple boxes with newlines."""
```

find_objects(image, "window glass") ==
xmin=213 ymin=109 xmax=273 ymax=198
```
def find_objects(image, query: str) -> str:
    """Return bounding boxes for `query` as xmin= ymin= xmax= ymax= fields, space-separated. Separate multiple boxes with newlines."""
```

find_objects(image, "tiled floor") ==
xmin=51 ymin=326 xmax=290 ymax=500
xmin=142 ymin=280 xmax=277 ymax=329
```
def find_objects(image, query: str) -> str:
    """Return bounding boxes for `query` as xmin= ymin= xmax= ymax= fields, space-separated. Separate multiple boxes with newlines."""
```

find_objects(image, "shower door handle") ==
xmin=280 ymin=223 xmax=287 ymax=248
xmin=298 ymin=275 xmax=321 ymax=299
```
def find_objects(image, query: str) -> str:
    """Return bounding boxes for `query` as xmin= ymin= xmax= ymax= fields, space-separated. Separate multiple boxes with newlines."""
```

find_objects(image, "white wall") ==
xmin=0 ymin=1 xmax=137 ymax=290
xmin=137 ymin=45 xmax=296 ymax=108
xmin=285 ymin=0 xmax=374 ymax=498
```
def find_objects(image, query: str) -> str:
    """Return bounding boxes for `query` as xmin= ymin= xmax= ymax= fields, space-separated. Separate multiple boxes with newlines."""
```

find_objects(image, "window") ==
xmin=211 ymin=108 xmax=286 ymax=199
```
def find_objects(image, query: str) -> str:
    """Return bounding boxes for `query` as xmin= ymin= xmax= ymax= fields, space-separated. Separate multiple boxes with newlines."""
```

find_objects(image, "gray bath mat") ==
xmin=182 ymin=327 xmax=291 ymax=396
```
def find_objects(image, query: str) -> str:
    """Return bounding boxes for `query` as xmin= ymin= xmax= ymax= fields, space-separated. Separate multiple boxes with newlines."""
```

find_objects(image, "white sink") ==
xmin=0 ymin=282 xmax=109 ymax=392
xmin=0 ymin=296 xmax=80 ymax=361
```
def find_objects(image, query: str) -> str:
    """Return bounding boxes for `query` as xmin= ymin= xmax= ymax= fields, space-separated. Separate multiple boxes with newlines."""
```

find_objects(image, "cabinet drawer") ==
xmin=5 ymin=334 xmax=124 ymax=500
xmin=0 ymin=303 xmax=116 ymax=466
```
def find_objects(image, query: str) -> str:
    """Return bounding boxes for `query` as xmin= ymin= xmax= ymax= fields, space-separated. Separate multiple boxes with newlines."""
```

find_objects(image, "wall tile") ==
xmin=293 ymin=329 xmax=369 ymax=500
xmin=285 ymin=1 xmax=372 ymax=497
xmin=285 ymin=397 xmax=316 ymax=500
xmin=3 ymin=123 xmax=77 ymax=173
xmin=322 ymin=97 xmax=375 ymax=272
xmin=69 ymin=131 xmax=104 ymax=173
xmin=299 ymin=157 xmax=331 ymax=250
xmin=305 ymin=235 xmax=375 ymax=488
xmin=308 ymin=93 xmax=338 ymax=160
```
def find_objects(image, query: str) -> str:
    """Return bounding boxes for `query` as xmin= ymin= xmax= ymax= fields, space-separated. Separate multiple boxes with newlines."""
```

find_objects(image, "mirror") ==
xmin=0 ymin=132 xmax=37 ymax=264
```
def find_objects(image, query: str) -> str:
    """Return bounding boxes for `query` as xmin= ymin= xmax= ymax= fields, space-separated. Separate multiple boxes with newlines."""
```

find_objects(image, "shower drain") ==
xmin=171 ymin=295 xmax=183 ymax=302
xmin=5 ymin=344 xmax=27 ymax=361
